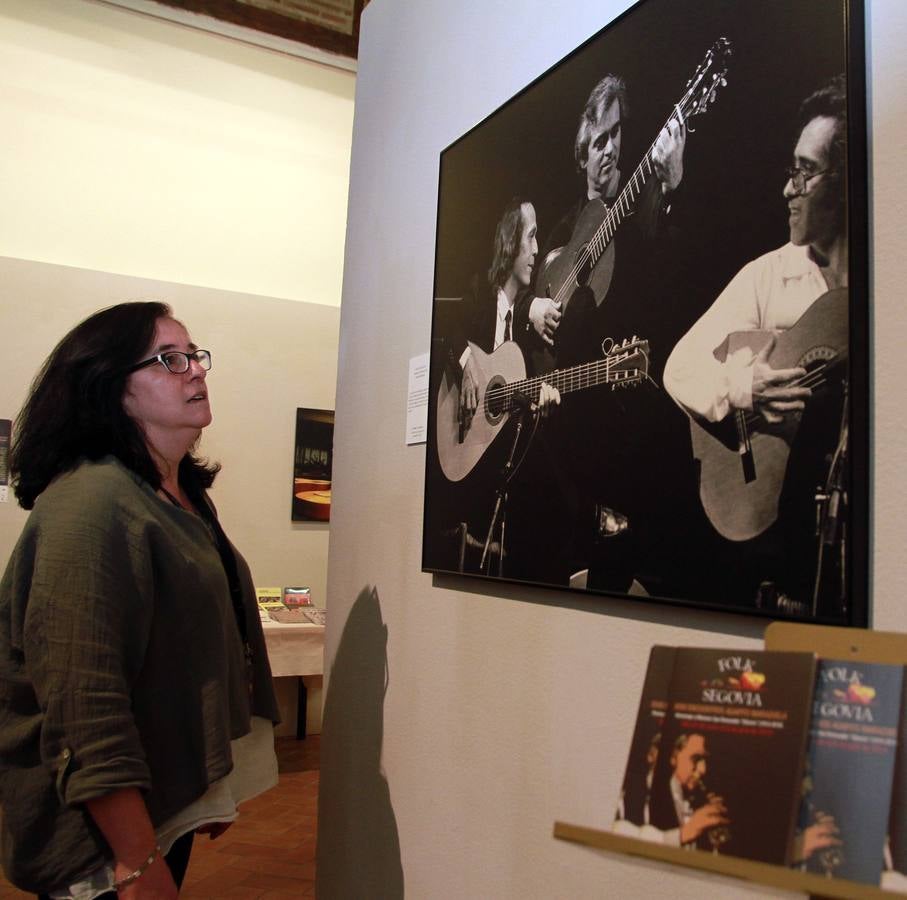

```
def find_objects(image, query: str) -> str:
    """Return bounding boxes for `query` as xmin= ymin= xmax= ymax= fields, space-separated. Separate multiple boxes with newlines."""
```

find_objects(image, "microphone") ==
xmin=511 ymin=389 xmax=538 ymax=413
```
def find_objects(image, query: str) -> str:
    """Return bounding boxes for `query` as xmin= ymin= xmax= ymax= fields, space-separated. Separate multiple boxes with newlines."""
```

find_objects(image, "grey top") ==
xmin=0 ymin=456 xmax=279 ymax=893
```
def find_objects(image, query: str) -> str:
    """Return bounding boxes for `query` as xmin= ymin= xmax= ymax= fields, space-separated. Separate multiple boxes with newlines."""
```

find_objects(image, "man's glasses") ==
xmin=785 ymin=166 xmax=827 ymax=195
xmin=126 ymin=349 xmax=212 ymax=375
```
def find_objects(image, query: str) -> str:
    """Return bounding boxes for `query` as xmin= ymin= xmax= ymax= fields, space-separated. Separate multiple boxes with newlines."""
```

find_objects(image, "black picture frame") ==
xmin=421 ymin=0 xmax=868 ymax=627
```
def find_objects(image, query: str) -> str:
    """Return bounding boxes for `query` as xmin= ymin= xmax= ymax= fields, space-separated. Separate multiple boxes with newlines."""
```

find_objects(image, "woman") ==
xmin=0 ymin=302 xmax=280 ymax=897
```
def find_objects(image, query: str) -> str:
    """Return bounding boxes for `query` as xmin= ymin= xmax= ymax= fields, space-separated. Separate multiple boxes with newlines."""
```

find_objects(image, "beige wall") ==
xmin=0 ymin=0 xmax=354 ymax=599
xmin=0 ymin=0 xmax=354 ymax=307
xmin=0 ymin=257 xmax=339 ymax=602
xmin=320 ymin=0 xmax=907 ymax=897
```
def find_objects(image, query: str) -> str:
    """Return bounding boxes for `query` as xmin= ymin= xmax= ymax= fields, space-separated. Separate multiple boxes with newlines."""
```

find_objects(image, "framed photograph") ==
xmin=292 ymin=408 xmax=334 ymax=522
xmin=422 ymin=0 xmax=868 ymax=626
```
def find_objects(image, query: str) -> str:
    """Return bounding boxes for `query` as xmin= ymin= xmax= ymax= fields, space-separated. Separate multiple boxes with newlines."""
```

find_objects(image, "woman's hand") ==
xmin=115 ymin=853 xmax=178 ymax=899
xmin=86 ymin=788 xmax=178 ymax=898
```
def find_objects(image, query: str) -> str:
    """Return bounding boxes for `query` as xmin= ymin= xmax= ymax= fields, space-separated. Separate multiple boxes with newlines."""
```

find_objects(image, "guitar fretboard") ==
xmin=552 ymin=84 xmax=711 ymax=310
xmin=486 ymin=354 xmax=643 ymax=413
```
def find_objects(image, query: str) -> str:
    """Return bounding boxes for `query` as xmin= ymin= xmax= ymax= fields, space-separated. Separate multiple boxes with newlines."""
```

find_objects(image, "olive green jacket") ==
xmin=0 ymin=457 xmax=279 ymax=893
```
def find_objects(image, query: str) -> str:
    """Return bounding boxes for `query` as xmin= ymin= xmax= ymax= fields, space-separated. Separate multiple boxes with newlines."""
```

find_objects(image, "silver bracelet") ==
xmin=112 ymin=844 xmax=161 ymax=892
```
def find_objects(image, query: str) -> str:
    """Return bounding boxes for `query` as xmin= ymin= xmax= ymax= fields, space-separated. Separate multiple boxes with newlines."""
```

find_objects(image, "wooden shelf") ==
xmin=553 ymin=823 xmax=905 ymax=899
xmin=553 ymin=623 xmax=907 ymax=899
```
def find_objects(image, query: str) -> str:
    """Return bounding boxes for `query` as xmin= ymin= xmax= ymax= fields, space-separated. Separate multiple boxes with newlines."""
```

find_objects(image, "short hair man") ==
xmin=664 ymin=76 xmax=847 ymax=424
xmin=512 ymin=73 xmax=687 ymax=592
xmin=621 ymin=731 xmax=729 ymax=847
xmin=663 ymin=76 xmax=848 ymax=609
xmin=526 ymin=73 xmax=686 ymax=353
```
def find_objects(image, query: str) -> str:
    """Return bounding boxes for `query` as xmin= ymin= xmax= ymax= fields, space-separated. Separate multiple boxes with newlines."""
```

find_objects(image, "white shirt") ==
xmin=664 ymin=243 xmax=829 ymax=422
xmin=459 ymin=287 xmax=514 ymax=368
xmin=493 ymin=288 xmax=515 ymax=350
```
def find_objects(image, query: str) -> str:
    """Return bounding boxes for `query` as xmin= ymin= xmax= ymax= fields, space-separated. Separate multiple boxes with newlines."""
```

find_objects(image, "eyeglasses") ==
xmin=785 ymin=166 xmax=828 ymax=195
xmin=126 ymin=349 xmax=212 ymax=375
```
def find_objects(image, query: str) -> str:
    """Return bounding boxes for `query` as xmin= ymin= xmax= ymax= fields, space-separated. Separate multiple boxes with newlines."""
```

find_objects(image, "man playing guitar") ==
xmin=664 ymin=76 xmax=849 ymax=615
xmin=514 ymin=73 xmax=690 ymax=593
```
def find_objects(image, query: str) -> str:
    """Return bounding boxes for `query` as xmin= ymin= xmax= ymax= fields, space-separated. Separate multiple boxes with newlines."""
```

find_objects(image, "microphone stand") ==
xmin=480 ymin=391 xmax=539 ymax=575
xmin=811 ymin=378 xmax=849 ymax=618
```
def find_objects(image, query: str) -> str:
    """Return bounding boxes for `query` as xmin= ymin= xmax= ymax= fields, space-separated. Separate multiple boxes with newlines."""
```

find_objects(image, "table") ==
xmin=261 ymin=620 xmax=325 ymax=738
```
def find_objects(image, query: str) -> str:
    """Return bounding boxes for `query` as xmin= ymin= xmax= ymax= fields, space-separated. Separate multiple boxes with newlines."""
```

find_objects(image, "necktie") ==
xmin=504 ymin=309 xmax=512 ymax=343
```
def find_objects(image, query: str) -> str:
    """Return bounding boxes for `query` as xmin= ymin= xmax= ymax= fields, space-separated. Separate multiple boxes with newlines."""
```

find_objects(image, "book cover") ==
xmin=283 ymin=586 xmax=313 ymax=608
xmin=883 ymin=672 xmax=907 ymax=889
xmin=795 ymin=659 xmax=902 ymax=884
xmin=613 ymin=646 xmax=676 ymax=836
xmin=648 ymin=648 xmax=815 ymax=863
xmin=256 ymin=586 xmax=284 ymax=611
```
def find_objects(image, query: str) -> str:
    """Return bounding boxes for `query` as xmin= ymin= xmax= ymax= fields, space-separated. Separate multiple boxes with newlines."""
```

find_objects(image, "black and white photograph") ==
xmin=422 ymin=0 xmax=868 ymax=625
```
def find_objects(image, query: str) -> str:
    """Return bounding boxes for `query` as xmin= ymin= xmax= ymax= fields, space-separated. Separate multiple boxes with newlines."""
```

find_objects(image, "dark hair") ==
xmin=798 ymin=74 xmax=847 ymax=182
xmin=10 ymin=301 xmax=219 ymax=509
xmin=487 ymin=197 xmax=529 ymax=290
xmin=575 ymin=74 xmax=629 ymax=173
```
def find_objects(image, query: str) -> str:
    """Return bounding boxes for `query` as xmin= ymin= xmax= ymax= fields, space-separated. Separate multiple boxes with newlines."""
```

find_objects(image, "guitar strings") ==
xmin=483 ymin=347 xmax=649 ymax=414
xmin=550 ymin=82 xmax=699 ymax=310
xmin=740 ymin=359 xmax=842 ymax=429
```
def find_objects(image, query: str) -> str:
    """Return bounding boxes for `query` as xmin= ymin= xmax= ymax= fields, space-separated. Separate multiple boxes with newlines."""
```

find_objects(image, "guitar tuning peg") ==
xmin=721 ymin=77 xmax=727 ymax=86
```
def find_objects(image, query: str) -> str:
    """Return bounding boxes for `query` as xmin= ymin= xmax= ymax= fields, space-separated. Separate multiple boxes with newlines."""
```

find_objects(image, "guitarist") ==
xmin=515 ymin=74 xmax=690 ymax=592
xmin=453 ymin=197 xmax=560 ymax=427
xmin=440 ymin=197 xmax=568 ymax=581
xmin=519 ymin=74 xmax=687 ymax=368
xmin=663 ymin=77 xmax=848 ymax=613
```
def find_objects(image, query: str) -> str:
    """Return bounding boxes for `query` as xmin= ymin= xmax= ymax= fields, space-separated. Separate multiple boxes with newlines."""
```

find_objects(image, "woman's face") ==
xmin=122 ymin=317 xmax=212 ymax=446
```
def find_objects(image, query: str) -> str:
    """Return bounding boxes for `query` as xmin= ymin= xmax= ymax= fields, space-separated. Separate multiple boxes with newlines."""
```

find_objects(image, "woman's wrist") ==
xmin=113 ymin=844 xmax=162 ymax=891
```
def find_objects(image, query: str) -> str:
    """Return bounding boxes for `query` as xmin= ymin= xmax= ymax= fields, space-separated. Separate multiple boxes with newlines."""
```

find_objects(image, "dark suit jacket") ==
xmin=451 ymin=274 xmax=534 ymax=362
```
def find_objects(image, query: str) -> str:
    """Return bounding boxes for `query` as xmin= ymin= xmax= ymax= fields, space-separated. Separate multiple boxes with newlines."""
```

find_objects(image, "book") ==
xmin=884 ymin=672 xmax=907 ymax=889
xmin=646 ymin=648 xmax=816 ymax=864
xmin=255 ymin=586 xmax=284 ymax=612
xmin=794 ymin=659 xmax=903 ymax=884
xmin=613 ymin=646 xmax=676 ymax=836
xmin=300 ymin=607 xmax=326 ymax=626
xmin=268 ymin=606 xmax=326 ymax=626
xmin=283 ymin=586 xmax=313 ymax=607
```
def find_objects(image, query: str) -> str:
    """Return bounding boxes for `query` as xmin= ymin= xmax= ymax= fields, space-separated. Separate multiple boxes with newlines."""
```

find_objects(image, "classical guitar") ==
xmin=691 ymin=288 xmax=848 ymax=542
xmin=533 ymin=39 xmax=731 ymax=371
xmin=436 ymin=337 xmax=649 ymax=482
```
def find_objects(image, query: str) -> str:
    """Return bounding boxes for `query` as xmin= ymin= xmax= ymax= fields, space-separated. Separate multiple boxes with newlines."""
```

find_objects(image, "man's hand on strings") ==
xmin=750 ymin=337 xmax=810 ymax=424
xmin=459 ymin=354 xmax=480 ymax=425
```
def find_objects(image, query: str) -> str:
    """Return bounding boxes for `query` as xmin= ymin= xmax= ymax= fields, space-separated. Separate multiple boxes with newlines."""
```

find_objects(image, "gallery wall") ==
xmin=320 ymin=0 xmax=907 ymax=897
xmin=0 ymin=1 xmax=355 ymax=601
xmin=0 ymin=0 xmax=354 ymax=308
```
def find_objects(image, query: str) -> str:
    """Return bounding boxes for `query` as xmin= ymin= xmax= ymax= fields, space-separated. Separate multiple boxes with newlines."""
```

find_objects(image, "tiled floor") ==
xmin=0 ymin=735 xmax=320 ymax=899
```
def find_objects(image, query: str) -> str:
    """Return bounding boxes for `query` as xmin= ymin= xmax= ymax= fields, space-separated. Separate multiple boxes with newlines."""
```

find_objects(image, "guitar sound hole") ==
xmin=485 ymin=375 xmax=507 ymax=423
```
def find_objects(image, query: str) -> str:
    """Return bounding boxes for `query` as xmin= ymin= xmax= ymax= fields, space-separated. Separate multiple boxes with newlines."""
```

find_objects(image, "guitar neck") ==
xmin=504 ymin=357 xmax=640 ymax=405
xmin=586 ymin=95 xmax=694 ymax=269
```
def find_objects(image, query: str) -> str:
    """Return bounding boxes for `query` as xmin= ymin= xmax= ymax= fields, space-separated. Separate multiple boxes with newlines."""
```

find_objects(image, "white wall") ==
xmin=321 ymin=0 xmax=907 ymax=897
xmin=0 ymin=0 xmax=354 ymax=307
xmin=0 ymin=258 xmax=340 ymax=604
xmin=0 ymin=1 xmax=354 ymax=601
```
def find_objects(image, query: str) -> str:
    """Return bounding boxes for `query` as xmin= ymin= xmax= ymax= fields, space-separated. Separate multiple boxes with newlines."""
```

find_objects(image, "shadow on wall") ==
xmin=316 ymin=586 xmax=403 ymax=899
